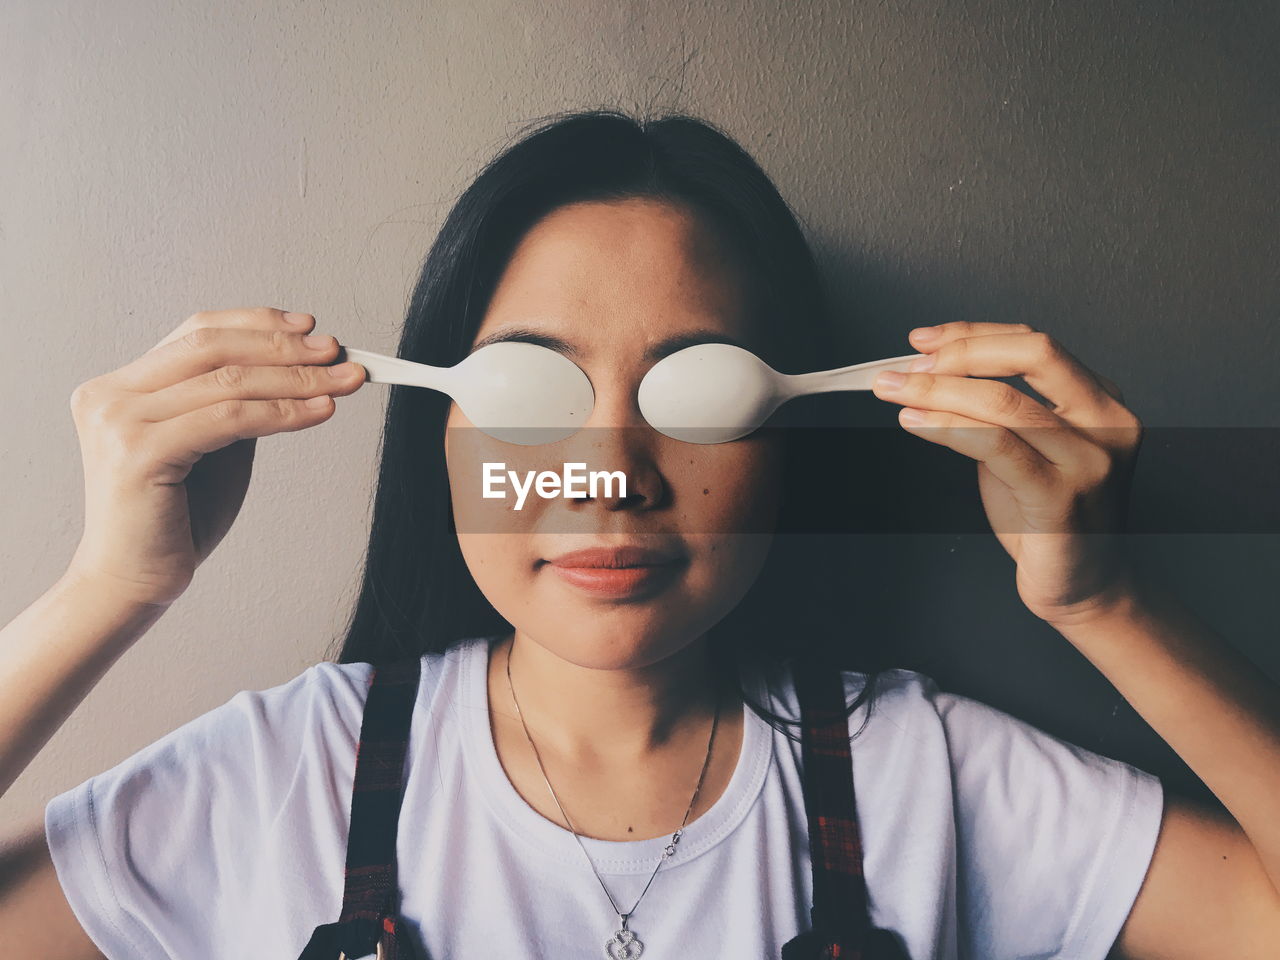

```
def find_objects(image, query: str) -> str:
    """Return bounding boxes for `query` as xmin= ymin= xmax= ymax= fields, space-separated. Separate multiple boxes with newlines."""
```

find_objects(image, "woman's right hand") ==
xmin=64 ymin=308 xmax=366 ymax=607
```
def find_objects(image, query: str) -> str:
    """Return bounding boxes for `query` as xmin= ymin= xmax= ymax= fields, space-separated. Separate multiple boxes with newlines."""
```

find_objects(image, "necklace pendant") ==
xmin=604 ymin=919 xmax=644 ymax=959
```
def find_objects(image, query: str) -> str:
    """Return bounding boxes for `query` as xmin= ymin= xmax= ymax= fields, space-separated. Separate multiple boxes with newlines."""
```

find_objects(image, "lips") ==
xmin=542 ymin=545 xmax=686 ymax=599
xmin=546 ymin=546 xmax=685 ymax=569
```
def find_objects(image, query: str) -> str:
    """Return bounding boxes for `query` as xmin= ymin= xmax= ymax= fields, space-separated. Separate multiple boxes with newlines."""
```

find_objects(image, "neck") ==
xmin=491 ymin=630 xmax=734 ymax=766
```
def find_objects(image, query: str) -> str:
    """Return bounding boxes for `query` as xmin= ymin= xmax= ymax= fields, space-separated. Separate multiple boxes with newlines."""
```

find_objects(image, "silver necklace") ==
xmin=504 ymin=640 xmax=721 ymax=960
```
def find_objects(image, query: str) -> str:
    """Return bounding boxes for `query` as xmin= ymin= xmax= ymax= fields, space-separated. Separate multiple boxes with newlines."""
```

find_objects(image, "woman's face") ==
xmin=445 ymin=197 xmax=784 ymax=671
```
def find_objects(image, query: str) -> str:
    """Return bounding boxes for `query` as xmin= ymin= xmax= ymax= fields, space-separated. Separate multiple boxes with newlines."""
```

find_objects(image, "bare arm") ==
xmin=1054 ymin=573 xmax=1280 ymax=958
xmin=0 ymin=572 xmax=170 ymax=799
xmin=0 ymin=815 xmax=105 ymax=958
xmin=869 ymin=320 xmax=1280 ymax=953
xmin=0 ymin=571 xmax=168 ymax=957
xmin=0 ymin=306 xmax=364 ymax=951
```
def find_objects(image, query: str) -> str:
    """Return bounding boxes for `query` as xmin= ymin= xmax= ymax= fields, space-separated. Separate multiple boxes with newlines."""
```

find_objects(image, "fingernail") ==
xmin=899 ymin=408 xmax=928 ymax=426
xmin=304 ymin=334 xmax=331 ymax=350
xmin=327 ymin=361 xmax=355 ymax=377
xmin=908 ymin=354 xmax=934 ymax=372
xmin=874 ymin=371 xmax=906 ymax=391
xmin=909 ymin=327 xmax=938 ymax=342
xmin=284 ymin=312 xmax=311 ymax=325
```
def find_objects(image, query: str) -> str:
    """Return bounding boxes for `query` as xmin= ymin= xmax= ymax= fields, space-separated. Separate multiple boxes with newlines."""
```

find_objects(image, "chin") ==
xmin=523 ymin=617 xmax=707 ymax=673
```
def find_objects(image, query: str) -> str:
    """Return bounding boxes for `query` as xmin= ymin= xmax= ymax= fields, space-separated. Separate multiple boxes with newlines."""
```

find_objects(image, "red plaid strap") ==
xmin=298 ymin=656 xmax=422 ymax=960
xmin=781 ymin=658 xmax=912 ymax=960
xmin=794 ymin=656 xmax=870 ymax=944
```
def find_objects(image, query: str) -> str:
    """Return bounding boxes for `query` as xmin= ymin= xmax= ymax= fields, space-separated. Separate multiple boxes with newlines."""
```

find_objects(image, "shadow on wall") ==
xmin=775 ymin=244 xmax=1279 ymax=807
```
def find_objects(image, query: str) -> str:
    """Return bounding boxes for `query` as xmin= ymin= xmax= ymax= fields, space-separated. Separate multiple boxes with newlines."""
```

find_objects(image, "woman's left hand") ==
xmin=871 ymin=321 xmax=1144 ymax=628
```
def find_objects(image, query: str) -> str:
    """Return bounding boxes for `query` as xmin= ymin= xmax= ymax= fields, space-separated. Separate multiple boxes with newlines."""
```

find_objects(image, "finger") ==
xmin=907 ymin=330 xmax=1140 ymax=447
xmin=133 ymin=358 xmax=366 ymax=422
xmin=146 ymin=307 xmax=315 ymax=355
xmin=1094 ymin=371 xmax=1125 ymax=403
xmin=872 ymin=370 xmax=1106 ymax=472
xmin=109 ymin=324 xmax=341 ymax=394
xmin=144 ymin=395 xmax=338 ymax=470
xmin=893 ymin=404 xmax=1060 ymax=497
xmin=908 ymin=320 xmax=1034 ymax=352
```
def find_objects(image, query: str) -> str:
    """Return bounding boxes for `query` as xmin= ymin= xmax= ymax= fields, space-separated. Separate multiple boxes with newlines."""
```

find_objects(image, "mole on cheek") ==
xmin=702 ymin=488 xmax=709 ymax=495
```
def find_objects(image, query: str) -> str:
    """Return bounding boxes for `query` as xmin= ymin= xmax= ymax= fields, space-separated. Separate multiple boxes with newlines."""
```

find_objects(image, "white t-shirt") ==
xmin=45 ymin=634 xmax=1164 ymax=959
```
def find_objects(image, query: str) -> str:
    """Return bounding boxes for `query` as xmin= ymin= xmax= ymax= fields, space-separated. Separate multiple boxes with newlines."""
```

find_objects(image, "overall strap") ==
xmin=298 ymin=656 xmax=422 ymax=960
xmin=781 ymin=657 xmax=912 ymax=960
xmin=791 ymin=655 xmax=871 ymax=954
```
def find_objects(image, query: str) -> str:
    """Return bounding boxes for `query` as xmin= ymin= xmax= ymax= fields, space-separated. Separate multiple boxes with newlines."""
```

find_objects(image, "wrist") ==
xmin=58 ymin=561 xmax=186 ymax=613
xmin=1039 ymin=561 xmax=1154 ymax=633
xmin=52 ymin=566 xmax=179 ymax=656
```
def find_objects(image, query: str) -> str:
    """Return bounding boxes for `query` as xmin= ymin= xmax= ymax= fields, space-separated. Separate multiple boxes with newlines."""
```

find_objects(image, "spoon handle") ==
xmin=335 ymin=345 xmax=456 ymax=391
xmin=785 ymin=352 xmax=926 ymax=396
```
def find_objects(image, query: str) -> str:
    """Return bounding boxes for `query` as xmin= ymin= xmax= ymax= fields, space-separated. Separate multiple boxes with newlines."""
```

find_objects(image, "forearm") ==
xmin=1051 ymin=563 xmax=1280 ymax=896
xmin=0 ymin=569 xmax=170 ymax=799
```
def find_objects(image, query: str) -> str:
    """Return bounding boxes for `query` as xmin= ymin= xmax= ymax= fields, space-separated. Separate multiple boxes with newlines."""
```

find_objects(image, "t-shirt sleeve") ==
xmin=43 ymin=660 xmax=374 ymax=959
xmin=925 ymin=678 xmax=1164 ymax=959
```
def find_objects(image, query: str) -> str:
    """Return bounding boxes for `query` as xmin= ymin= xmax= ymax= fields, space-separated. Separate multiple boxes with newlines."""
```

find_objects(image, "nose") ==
xmin=558 ymin=373 xmax=666 ymax=511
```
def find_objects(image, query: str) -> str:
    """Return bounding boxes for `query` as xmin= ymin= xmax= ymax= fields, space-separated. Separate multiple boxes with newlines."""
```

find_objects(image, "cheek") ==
xmin=674 ymin=437 xmax=783 ymax=606
xmin=676 ymin=436 xmax=785 ymax=535
xmin=445 ymin=416 xmax=550 ymax=536
xmin=446 ymin=415 xmax=542 ymax=610
xmin=455 ymin=531 xmax=530 ymax=598
xmin=454 ymin=527 xmax=545 ymax=642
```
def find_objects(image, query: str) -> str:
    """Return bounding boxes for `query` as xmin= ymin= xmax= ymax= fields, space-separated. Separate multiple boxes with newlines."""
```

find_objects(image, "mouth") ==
xmin=540 ymin=545 xmax=687 ymax=599
xmin=545 ymin=545 xmax=685 ymax=568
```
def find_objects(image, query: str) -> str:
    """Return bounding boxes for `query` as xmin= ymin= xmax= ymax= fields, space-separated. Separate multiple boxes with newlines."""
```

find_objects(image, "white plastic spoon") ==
xmin=336 ymin=341 xmax=926 ymax=446
xmin=337 ymin=341 xmax=594 ymax=445
xmin=637 ymin=343 xmax=928 ymax=443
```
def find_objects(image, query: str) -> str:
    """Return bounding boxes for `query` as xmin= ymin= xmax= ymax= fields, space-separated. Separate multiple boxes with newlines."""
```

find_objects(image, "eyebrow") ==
xmin=469 ymin=326 xmax=751 ymax=362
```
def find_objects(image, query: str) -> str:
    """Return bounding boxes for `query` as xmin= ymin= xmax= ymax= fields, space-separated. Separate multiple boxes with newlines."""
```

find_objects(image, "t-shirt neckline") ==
xmin=458 ymin=634 xmax=774 ymax=875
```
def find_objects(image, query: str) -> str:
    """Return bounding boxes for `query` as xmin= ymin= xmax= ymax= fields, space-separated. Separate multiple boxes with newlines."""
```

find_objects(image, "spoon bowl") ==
xmin=339 ymin=341 xmax=594 ymax=445
xmin=637 ymin=343 xmax=927 ymax=443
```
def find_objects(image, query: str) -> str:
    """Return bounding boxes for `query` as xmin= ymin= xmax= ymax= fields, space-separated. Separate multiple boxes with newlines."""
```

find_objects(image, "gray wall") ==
xmin=2 ymin=0 xmax=1276 ymax=827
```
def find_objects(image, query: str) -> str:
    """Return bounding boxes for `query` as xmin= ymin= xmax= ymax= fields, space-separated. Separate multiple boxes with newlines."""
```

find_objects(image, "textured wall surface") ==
xmin=2 ymin=0 xmax=1276 ymax=826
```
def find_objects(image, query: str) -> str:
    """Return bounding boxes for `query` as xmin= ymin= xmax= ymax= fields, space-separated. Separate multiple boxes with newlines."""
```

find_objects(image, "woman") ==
xmin=2 ymin=109 xmax=1277 ymax=958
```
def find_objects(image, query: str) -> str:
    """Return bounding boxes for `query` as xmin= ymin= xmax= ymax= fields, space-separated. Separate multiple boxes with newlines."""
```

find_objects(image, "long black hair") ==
xmin=327 ymin=107 xmax=889 ymax=739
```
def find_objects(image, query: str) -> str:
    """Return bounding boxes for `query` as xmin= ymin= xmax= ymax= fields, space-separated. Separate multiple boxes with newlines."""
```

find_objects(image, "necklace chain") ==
xmin=503 ymin=638 xmax=721 ymax=945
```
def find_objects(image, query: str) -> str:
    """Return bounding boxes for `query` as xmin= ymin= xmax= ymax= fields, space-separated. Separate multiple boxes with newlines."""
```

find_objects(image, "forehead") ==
xmin=476 ymin=198 xmax=757 ymax=354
